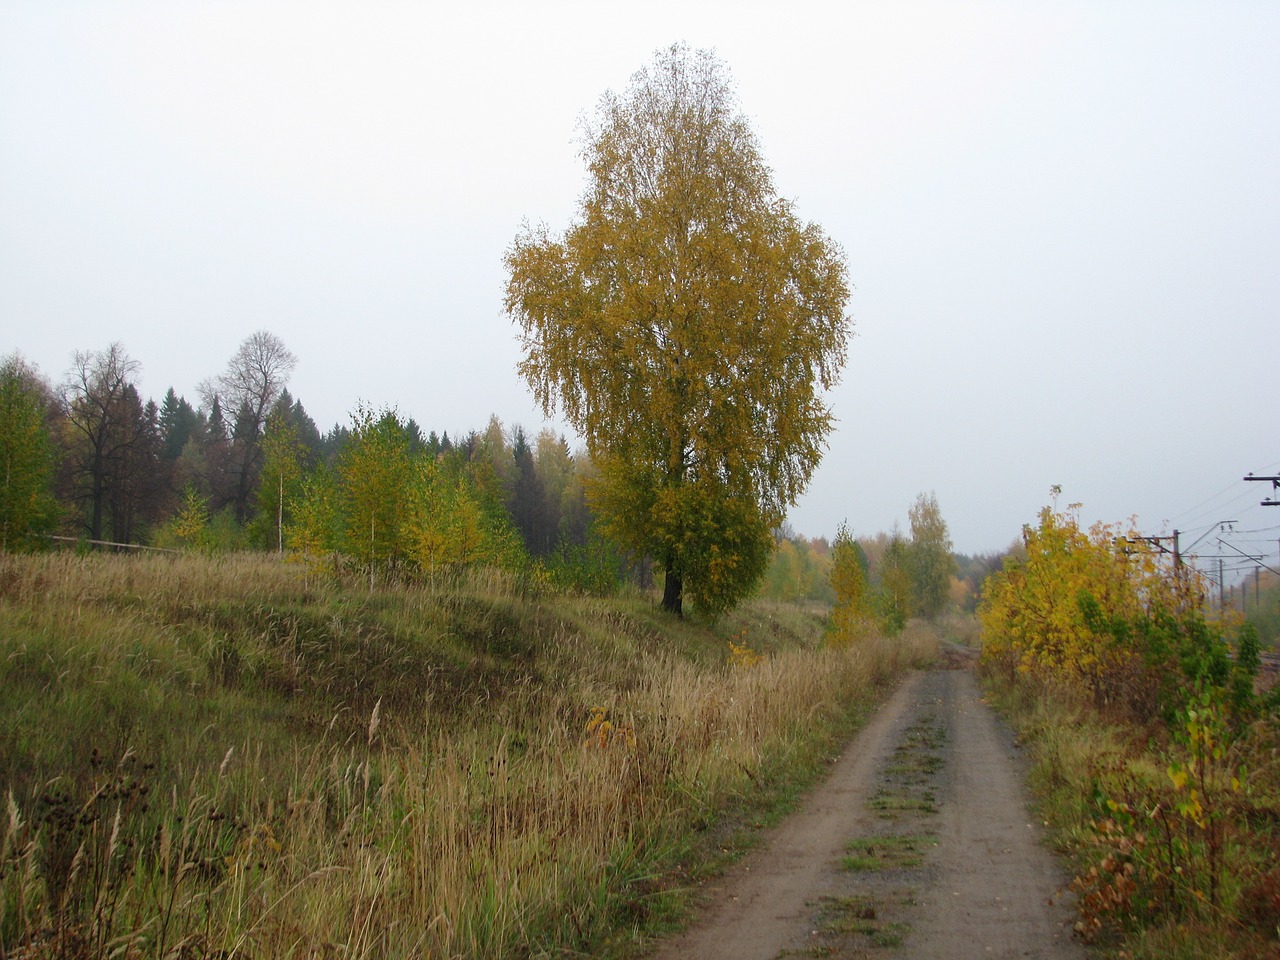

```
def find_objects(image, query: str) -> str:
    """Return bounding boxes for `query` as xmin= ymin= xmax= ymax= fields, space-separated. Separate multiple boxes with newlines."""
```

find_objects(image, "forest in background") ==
xmin=0 ymin=333 xmax=1001 ymax=628
xmin=4 ymin=333 xmax=1276 ymax=643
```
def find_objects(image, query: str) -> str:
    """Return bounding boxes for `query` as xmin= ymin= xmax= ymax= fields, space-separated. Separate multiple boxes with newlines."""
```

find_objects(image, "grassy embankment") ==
xmin=981 ymin=657 xmax=1280 ymax=959
xmin=0 ymin=551 xmax=935 ymax=958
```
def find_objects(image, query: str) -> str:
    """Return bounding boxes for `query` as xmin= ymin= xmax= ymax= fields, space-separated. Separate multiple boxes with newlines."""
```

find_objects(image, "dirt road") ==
xmin=648 ymin=663 xmax=1085 ymax=959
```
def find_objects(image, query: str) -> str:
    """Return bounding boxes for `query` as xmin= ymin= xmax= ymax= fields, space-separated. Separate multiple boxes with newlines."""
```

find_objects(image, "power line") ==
xmin=1216 ymin=538 xmax=1280 ymax=578
xmin=1170 ymin=459 xmax=1280 ymax=527
xmin=1169 ymin=479 xmax=1242 ymax=526
xmin=1178 ymin=519 xmax=1237 ymax=558
xmin=1235 ymin=525 xmax=1280 ymax=535
xmin=1177 ymin=487 xmax=1266 ymax=531
xmin=1130 ymin=474 xmax=1280 ymax=592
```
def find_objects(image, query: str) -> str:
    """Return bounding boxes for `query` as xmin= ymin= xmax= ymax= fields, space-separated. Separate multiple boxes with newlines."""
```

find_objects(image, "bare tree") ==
xmin=201 ymin=331 xmax=297 ymax=520
xmin=62 ymin=343 xmax=143 ymax=542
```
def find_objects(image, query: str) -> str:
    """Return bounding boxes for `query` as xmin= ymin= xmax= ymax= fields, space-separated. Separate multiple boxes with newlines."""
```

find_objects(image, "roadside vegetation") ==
xmin=979 ymin=498 xmax=1280 ymax=958
xmin=0 ymin=550 xmax=935 ymax=958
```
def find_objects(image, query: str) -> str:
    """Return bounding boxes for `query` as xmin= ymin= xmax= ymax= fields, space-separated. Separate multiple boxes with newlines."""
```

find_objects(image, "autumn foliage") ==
xmin=980 ymin=500 xmax=1279 ymax=951
xmin=505 ymin=45 xmax=850 ymax=616
xmin=978 ymin=503 xmax=1241 ymax=716
xmin=826 ymin=522 xmax=873 ymax=646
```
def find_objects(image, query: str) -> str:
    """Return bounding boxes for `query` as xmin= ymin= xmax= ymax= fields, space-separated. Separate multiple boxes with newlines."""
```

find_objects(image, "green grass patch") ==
xmin=818 ymin=895 xmax=910 ymax=947
xmin=842 ymin=833 xmax=934 ymax=871
xmin=868 ymin=789 xmax=938 ymax=818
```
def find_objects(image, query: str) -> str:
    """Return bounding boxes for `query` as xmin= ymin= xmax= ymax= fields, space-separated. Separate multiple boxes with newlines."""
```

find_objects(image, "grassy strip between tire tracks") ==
xmin=0 ymin=551 xmax=936 ymax=959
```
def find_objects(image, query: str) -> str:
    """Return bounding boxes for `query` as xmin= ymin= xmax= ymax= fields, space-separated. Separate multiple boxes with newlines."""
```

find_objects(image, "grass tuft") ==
xmin=842 ymin=833 xmax=934 ymax=872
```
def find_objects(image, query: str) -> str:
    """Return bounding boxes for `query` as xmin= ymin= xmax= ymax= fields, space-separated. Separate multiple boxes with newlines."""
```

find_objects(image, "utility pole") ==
xmin=1173 ymin=521 xmax=1236 ymax=609
xmin=1123 ymin=531 xmax=1178 ymax=582
xmin=1126 ymin=532 xmax=1177 ymax=559
xmin=1244 ymin=473 xmax=1280 ymax=506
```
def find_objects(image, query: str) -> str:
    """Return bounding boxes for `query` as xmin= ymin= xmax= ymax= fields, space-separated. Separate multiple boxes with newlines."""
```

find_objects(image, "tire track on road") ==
xmin=646 ymin=666 xmax=1085 ymax=960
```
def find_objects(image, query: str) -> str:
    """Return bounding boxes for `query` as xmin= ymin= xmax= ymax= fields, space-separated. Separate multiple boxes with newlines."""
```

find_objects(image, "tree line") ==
xmin=2 ymin=333 xmax=972 ymax=621
xmin=0 ymin=336 xmax=613 ymax=588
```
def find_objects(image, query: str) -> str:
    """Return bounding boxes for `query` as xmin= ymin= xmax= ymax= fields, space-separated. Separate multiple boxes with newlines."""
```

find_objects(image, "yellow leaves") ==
xmin=727 ymin=634 xmax=763 ymax=669
xmin=827 ymin=521 xmax=874 ymax=646
xmin=583 ymin=706 xmax=636 ymax=751
xmin=1177 ymin=788 xmax=1207 ymax=830
xmin=584 ymin=706 xmax=612 ymax=747
xmin=169 ymin=486 xmax=211 ymax=548
xmin=978 ymin=502 xmax=1191 ymax=697
xmin=410 ymin=462 xmax=489 ymax=574
xmin=338 ymin=404 xmax=416 ymax=566
xmin=505 ymin=45 xmax=850 ymax=615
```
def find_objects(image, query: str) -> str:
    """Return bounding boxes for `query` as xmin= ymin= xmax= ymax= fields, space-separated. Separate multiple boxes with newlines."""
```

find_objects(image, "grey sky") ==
xmin=2 ymin=1 xmax=1276 ymax=570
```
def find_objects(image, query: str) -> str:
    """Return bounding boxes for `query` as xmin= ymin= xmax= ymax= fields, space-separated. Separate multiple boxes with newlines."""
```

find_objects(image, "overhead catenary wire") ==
xmin=1168 ymin=459 xmax=1280 ymax=528
xmin=1168 ymin=472 xmax=1280 ymax=590
xmin=1096 ymin=469 xmax=1280 ymax=591
xmin=1214 ymin=538 xmax=1280 ymax=579
xmin=1234 ymin=524 xmax=1280 ymax=535
xmin=1170 ymin=479 xmax=1254 ymax=527
xmin=1176 ymin=487 xmax=1269 ymax=531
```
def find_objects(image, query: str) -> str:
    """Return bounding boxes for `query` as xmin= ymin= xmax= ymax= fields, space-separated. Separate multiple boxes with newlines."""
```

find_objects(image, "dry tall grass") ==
xmin=0 ymin=551 xmax=934 ymax=958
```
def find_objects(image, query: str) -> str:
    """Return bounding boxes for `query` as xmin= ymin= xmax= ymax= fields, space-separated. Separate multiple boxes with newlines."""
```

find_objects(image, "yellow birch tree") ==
xmin=828 ymin=522 xmax=873 ymax=645
xmin=505 ymin=44 xmax=850 ymax=616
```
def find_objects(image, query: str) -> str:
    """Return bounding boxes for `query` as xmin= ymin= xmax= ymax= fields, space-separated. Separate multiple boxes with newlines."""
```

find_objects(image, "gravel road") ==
xmin=646 ymin=662 xmax=1086 ymax=959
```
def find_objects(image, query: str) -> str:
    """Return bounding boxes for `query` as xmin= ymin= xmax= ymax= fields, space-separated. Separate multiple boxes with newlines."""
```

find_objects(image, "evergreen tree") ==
xmin=207 ymin=396 xmax=227 ymax=442
xmin=158 ymin=388 xmax=201 ymax=464
xmin=290 ymin=398 xmax=323 ymax=463
xmin=319 ymin=423 xmax=351 ymax=465
xmin=266 ymin=391 xmax=322 ymax=467
xmin=404 ymin=418 xmax=425 ymax=456
xmin=509 ymin=426 xmax=549 ymax=555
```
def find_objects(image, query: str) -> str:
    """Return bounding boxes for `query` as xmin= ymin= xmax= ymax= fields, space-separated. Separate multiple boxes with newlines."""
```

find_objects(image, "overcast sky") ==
xmin=2 ymin=1 xmax=1277 ymax=571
